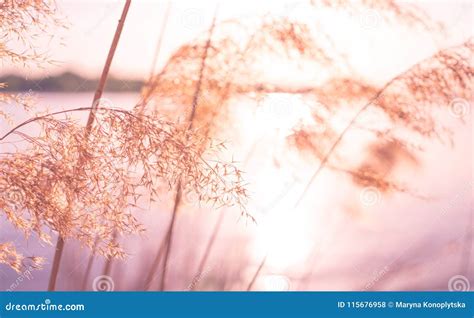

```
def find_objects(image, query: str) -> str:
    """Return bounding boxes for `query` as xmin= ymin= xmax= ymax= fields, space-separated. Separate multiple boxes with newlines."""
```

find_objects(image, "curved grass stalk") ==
xmin=80 ymin=1 xmax=174 ymax=290
xmin=292 ymin=43 xmax=461 ymax=208
xmin=47 ymin=0 xmax=132 ymax=291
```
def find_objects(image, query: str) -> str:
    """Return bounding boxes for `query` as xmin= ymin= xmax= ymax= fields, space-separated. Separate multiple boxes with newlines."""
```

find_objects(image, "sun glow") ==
xmin=253 ymin=208 xmax=313 ymax=268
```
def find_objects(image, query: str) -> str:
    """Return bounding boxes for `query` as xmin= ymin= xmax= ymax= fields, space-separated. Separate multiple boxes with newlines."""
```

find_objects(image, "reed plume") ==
xmin=292 ymin=39 xmax=473 ymax=205
xmin=0 ymin=0 xmax=63 ymax=273
xmin=0 ymin=0 xmax=61 ymax=65
xmin=0 ymin=0 xmax=60 ymax=122
xmin=140 ymin=0 xmax=437 ymax=136
xmin=139 ymin=0 xmax=441 ymax=290
xmin=0 ymin=106 xmax=248 ymax=257
xmin=0 ymin=2 xmax=248 ymax=279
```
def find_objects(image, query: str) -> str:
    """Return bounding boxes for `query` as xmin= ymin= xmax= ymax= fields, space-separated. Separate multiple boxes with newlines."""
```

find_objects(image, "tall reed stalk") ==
xmin=143 ymin=7 xmax=219 ymax=291
xmin=81 ymin=2 xmax=172 ymax=288
xmin=47 ymin=0 xmax=131 ymax=291
xmin=159 ymin=8 xmax=219 ymax=291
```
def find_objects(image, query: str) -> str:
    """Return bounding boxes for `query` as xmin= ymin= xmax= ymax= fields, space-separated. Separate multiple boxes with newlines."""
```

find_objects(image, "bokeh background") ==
xmin=0 ymin=0 xmax=472 ymax=291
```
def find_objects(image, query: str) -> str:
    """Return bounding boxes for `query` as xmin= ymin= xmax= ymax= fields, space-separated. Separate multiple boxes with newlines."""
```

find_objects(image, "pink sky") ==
xmin=1 ymin=0 xmax=472 ymax=80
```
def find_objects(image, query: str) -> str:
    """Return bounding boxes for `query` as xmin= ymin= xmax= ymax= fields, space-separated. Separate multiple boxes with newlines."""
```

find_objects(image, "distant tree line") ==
xmin=0 ymin=72 xmax=143 ymax=92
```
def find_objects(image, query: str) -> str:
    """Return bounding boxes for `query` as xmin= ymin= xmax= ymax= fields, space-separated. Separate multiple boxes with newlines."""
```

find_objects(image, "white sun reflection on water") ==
xmin=236 ymin=93 xmax=334 ymax=270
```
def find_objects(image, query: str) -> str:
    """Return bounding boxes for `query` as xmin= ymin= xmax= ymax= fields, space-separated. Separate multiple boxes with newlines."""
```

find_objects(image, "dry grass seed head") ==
xmin=1 ymin=108 xmax=249 ymax=259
